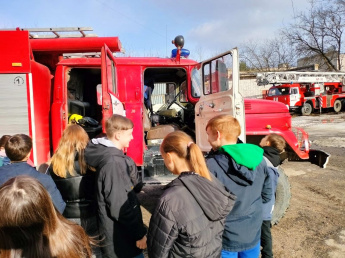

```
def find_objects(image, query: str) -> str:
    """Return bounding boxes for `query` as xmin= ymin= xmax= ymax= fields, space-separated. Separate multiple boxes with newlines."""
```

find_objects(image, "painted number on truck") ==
xmin=14 ymin=76 xmax=25 ymax=86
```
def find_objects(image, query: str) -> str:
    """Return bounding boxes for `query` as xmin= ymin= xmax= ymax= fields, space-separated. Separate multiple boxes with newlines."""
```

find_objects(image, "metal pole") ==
xmin=319 ymin=95 xmax=322 ymax=114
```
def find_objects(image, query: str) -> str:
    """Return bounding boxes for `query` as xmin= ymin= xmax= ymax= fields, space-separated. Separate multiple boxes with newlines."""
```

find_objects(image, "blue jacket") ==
xmin=262 ymin=146 xmax=281 ymax=221
xmin=0 ymin=162 xmax=66 ymax=214
xmin=262 ymin=157 xmax=279 ymax=220
xmin=206 ymin=144 xmax=272 ymax=252
xmin=0 ymin=155 xmax=10 ymax=167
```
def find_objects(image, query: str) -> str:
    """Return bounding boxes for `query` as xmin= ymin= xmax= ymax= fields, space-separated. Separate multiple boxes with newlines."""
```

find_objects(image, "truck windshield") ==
xmin=268 ymin=87 xmax=290 ymax=96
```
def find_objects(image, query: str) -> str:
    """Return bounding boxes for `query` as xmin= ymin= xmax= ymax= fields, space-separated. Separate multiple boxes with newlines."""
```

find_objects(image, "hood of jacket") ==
xmin=263 ymin=146 xmax=281 ymax=167
xmin=220 ymin=143 xmax=263 ymax=170
xmin=169 ymin=172 xmax=236 ymax=221
xmin=84 ymin=137 xmax=124 ymax=168
xmin=212 ymin=144 xmax=264 ymax=186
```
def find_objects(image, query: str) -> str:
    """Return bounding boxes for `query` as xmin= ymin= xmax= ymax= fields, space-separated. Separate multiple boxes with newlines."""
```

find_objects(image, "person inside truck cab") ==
xmin=144 ymin=78 xmax=154 ymax=114
xmin=326 ymin=85 xmax=335 ymax=95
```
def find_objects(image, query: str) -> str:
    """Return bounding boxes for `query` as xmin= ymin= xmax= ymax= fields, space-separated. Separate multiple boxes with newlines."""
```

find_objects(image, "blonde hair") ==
xmin=0 ymin=176 xmax=93 ymax=258
xmin=206 ymin=115 xmax=241 ymax=142
xmin=161 ymin=131 xmax=212 ymax=181
xmin=105 ymin=115 xmax=134 ymax=138
xmin=50 ymin=125 xmax=89 ymax=178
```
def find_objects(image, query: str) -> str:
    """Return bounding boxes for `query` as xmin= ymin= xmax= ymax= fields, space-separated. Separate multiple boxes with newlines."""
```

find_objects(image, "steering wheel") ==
xmin=167 ymin=91 xmax=187 ymax=110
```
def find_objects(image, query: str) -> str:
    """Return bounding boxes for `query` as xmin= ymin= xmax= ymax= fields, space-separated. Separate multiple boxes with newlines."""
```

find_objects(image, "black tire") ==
xmin=272 ymin=167 xmax=291 ymax=225
xmin=333 ymin=99 xmax=342 ymax=113
xmin=301 ymin=102 xmax=313 ymax=115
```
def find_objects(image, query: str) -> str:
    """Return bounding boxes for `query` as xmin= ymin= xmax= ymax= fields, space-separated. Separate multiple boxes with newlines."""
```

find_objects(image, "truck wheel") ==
xmin=301 ymin=103 xmax=313 ymax=115
xmin=333 ymin=99 xmax=342 ymax=113
xmin=272 ymin=167 xmax=291 ymax=225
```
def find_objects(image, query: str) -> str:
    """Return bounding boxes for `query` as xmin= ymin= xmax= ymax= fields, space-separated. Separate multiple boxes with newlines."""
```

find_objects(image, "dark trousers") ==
xmin=261 ymin=220 xmax=273 ymax=258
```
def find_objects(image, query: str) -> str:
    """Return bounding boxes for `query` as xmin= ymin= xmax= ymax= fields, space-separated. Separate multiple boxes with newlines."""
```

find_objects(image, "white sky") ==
xmin=0 ymin=0 xmax=311 ymax=61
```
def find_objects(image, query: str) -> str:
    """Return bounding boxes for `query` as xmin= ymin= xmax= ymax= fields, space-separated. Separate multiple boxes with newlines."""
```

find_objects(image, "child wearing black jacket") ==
xmin=259 ymin=133 xmax=286 ymax=258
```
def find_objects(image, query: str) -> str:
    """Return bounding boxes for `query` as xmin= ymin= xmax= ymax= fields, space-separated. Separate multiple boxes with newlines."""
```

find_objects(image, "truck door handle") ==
xmin=198 ymin=104 xmax=203 ymax=116
xmin=104 ymin=102 xmax=110 ymax=110
xmin=235 ymin=103 xmax=241 ymax=116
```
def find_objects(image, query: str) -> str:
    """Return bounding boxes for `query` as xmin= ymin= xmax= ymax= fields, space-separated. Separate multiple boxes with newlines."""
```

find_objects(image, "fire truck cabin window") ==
xmin=203 ymin=54 xmax=232 ymax=95
xmin=203 ymin=63 xmax=211 ymax=95
xmin=191 ymin=68 xmax=201 ymax=98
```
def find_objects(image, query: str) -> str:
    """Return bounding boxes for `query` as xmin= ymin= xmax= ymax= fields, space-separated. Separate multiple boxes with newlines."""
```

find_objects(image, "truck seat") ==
xmin=146 ymin=124 xmax=178 ymax=140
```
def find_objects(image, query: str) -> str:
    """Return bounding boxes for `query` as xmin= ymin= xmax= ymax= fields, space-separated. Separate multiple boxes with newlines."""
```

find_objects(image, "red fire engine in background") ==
xmin=257 ymin=71 xmax=345 ymax=115
xmin=0 ymin=27 xmax=330 ymax=224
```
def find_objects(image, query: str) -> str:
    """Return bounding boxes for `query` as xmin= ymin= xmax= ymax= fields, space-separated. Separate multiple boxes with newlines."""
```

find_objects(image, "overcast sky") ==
xmin=0 ymin=0 xmax=311 ymax=60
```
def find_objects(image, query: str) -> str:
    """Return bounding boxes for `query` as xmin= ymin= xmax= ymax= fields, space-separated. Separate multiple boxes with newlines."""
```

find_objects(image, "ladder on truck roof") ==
xmin=256 ymin=71 xmax=345 ymax=86
xmin=0 ymin=27 xmax=97 ymax=39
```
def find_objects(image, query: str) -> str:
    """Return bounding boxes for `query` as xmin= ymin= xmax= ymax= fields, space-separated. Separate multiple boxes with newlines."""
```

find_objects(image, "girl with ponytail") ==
xmin=147 ymin=131 xmax=236 ymax=258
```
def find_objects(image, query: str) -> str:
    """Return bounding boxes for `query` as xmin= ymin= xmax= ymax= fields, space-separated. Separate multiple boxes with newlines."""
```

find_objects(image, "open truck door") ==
xmin=100 ymin=44 xmax=124 ymax=131
xmin=195 ymin=48 xmax=245 ymax=151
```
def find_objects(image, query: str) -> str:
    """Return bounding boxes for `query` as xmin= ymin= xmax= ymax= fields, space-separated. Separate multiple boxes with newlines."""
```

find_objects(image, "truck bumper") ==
xmin=308 ymin=149 xmax=330 ymax=168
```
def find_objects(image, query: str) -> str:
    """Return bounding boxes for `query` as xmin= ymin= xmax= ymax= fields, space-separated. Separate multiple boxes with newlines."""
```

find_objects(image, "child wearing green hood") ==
xmin=206 ymin=114 xmax=272 ymax=258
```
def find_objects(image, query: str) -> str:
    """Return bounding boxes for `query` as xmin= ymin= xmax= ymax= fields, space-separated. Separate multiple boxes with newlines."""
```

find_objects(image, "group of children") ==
xmin=0 ymin=114 xmax=285 ymax=258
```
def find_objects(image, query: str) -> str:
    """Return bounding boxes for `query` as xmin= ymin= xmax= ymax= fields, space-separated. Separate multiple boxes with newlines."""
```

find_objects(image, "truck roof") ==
xmin=58 ymin=56 xmax=198 ymax=67
xmin=30 ymin=37 xmax=122 ymax=54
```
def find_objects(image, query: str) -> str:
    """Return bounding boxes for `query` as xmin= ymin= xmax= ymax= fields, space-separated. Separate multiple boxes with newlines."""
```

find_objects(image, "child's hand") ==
xmin=136 ymin=235 xmax=147 ymax=249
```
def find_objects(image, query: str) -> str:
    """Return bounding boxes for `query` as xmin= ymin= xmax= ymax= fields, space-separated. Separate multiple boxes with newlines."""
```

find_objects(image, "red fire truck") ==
xmin=257 ymin=71 xmax=345 ymax=115
xmin=0 ymin=27 xmax=328 ymax=224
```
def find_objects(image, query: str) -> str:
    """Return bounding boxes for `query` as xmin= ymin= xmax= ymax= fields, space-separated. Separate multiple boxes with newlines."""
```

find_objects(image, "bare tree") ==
xmin=193 ymin=45 xmax=205 ymax=62
xmin=282 ymin=0 xmax=345 ymax=71
xmin=240 ymin=36 xmax=297 ymax=72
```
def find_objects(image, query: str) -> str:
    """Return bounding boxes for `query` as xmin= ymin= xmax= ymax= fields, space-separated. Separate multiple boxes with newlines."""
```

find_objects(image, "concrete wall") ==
xmin=239 ymin=78 xmax=272 ymax=98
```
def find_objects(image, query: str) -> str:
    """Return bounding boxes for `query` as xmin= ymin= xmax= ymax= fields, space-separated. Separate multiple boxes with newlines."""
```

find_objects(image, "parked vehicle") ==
xmin=257 ymin=71 xmax=345 ymax=115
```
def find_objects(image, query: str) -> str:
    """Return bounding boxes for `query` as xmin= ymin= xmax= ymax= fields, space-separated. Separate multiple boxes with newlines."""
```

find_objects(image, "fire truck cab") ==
xmin=0 ymin=29 xmax=247 ymax=176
